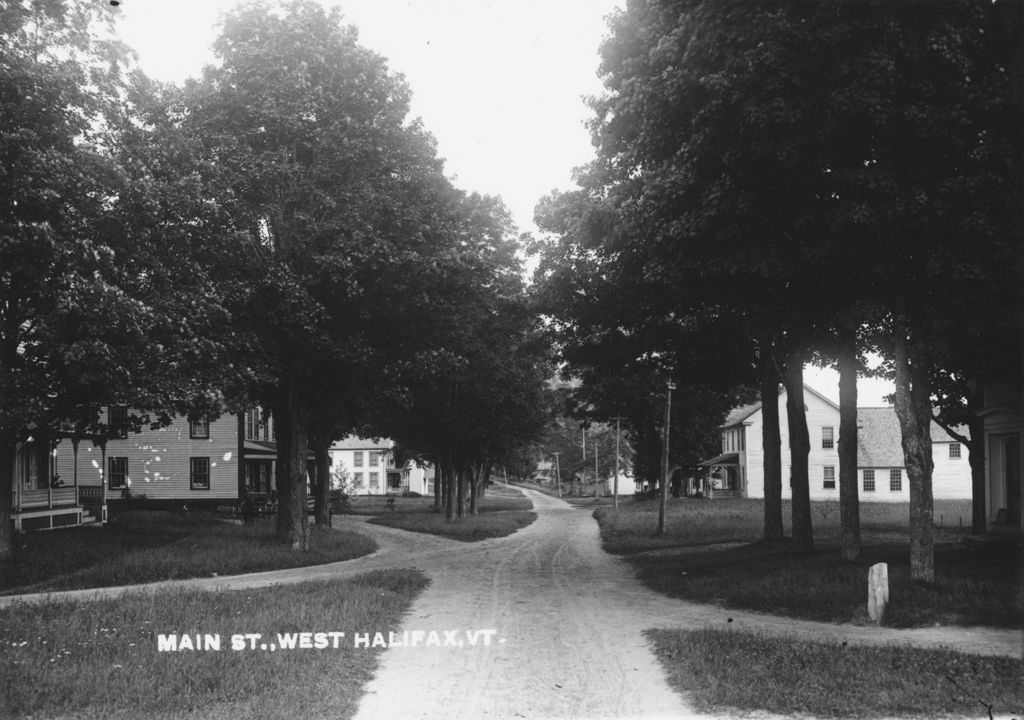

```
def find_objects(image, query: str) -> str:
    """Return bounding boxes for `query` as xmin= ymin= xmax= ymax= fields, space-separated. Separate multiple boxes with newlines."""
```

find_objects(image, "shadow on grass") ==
xmin=630 ymin=538 xmax=1022 ymax=628
xmin=648 ymin=627 xmax=1024 ymax=719
xmin=0 ymin=510 xmax=377 ymax=595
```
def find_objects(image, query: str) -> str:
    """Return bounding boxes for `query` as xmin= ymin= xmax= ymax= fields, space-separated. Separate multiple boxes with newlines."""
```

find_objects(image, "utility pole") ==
xmin=581 ymin=427 xmax=586 ymax=495
xmin=594 ymin=441 xmax=599 ymax=498
xmin=610 ymin=416 xmax=625 ymax=509
xmin=658 ymin=381 xmax=676 ymax=535
xmin=553 ymin=452 xmax=562 ymax=498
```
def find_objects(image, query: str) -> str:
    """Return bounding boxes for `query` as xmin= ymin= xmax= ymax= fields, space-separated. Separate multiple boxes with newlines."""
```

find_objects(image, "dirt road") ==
xmin=345 ymin=489 xmax=1020 ymax=720
xmin=351 ymin=488 xmax=693 ymax=720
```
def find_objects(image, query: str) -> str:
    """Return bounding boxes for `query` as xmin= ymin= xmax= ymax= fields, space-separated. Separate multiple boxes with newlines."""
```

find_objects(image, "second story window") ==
xmin=354 ymin=451 xmax=364 ymax=467
xmin=821 ymin=426 xmax=834 ymax=450
xmin=369 ymin=450 xmax=381 ymax=467
xmin=949 ymin=443 xmax=961 ymax=459
xmin=190 ymin=418 xmax=210 ymax=439
xmin=108 ymin=406 xmax=128 ymax=439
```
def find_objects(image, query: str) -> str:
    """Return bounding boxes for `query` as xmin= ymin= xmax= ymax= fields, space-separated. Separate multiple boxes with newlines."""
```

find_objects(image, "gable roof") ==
xmin=331 ymin=435 xmax=393 ymax=451
xmin=857 ymin=407 xmax=968 ymax=467
xmin=721 ymin=383 xmax=839 ymax=428
xmin=723 ymin=401 xmax=763 ymax=427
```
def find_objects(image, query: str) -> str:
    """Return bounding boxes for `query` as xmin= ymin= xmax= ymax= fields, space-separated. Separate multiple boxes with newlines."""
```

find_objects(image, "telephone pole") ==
xmin=658 ymin=381 xmax=676 ymax=534
xmin=552 ymin=452 xmax=562 ymax=498
xmin=610 ymin=416 xmax=625 ymax=509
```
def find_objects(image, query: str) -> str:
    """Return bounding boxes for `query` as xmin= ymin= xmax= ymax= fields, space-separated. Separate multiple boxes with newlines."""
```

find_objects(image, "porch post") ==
xmin=97 ymin=438 xmax=108 ymax=523
xmin=72 ymin=437 xmax=80 ymax=506
xmin=46 ymin=436 xmax=53 ymax=510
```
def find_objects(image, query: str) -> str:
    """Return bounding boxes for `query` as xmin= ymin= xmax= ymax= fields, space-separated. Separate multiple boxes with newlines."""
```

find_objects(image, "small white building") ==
xmin=701 ymin=385 xmax=971 ymax=501
xmin=328 ymin=436 xmax=433 ymax=496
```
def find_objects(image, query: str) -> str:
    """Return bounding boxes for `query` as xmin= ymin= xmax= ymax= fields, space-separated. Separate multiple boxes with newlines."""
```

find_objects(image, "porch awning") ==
xmin=244 ymin=440 xmax=277 ymax=458
xmin=699 ymin=452 xmax=739 ymax=467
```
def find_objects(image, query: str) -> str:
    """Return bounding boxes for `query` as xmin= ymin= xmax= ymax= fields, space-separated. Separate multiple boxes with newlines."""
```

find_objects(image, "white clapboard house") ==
xmin=699 ymin=384 xmax=971 ymax=501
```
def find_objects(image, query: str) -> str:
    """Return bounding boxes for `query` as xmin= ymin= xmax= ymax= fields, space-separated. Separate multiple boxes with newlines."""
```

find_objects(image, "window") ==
xmin=352 ymin=472 xmax=363 ymax=488
xmin=248 ymin=409 xmax=270 ymax=440
xmin=108 ymin=406 xmax=128 ymax=439
xmin=889 ymin=468 xmax=902 ymax=492
xmin=949 ymin=443 xmax=961 ymax=459
xmin=108 ymin=457 xmax=128 ymax=490
xmin=822 ymin=426 xmax=834 ymax=450
xmin=190 ymin=457 xmax=210 ymax=490
xmin=823 ymin=466 xmax=836 ymax=489
xmin=369 ymin=472 xmax=379 ymax=488
xmin=388 ymin=473 xmax=401 ymax=489
xmin=354 ymin=451 xmax=364 ymax=467
xmin=863 ymin=469 xmax=875 ymax=492
xmin=369 ymin=450 xmax=381 ymax=467
xmin=190 ymin=418 xmax=210 ymax=439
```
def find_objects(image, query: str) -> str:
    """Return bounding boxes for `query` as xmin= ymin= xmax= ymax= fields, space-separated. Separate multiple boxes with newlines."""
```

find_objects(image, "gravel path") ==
xmin=1 ymin=488 xmax=1019 ymax=720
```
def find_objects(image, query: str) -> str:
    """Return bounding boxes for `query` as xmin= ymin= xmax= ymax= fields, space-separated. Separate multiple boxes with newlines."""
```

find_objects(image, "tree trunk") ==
xmin=444 ymin=456 xmax=454 ymax=521
xmin=893 ymin=320 xmax=935 ymax=582
xmin=0 ymin=427 xmax=17 ymax=559
xmin=469 ymin=463 xmax=480 ymax=515
xmin=433 ymin=456 xmax=442 ymax=512
xmin=967 ymin=381 xmax=986 ymax=534
xmin=287 ymin=405 xmax=310 ymax=551
xmin=456 ymin=464 xmax=466 ymax=519
xmin=785 ymin=349 xmax=813 ymax=552
xmin=838 ymin=326 xmax=861 ymax=561
xmin=273 ymin=405 xmax=293 ymax=540
xmin=312 ymin=437 xmax=331 ymax=528
xmin=759 ymin=349 xmax=784 ymax=540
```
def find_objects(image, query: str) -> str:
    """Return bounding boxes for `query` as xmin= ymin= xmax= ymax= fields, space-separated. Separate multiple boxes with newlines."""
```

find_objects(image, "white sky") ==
xmin=112 ymin=0 xmax=894 ymax=406
xmin=114 ymin=0 xmax=621 ymax=240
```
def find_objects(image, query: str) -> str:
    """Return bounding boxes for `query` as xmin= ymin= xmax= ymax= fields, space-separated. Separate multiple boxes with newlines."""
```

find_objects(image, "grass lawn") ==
xmin=366 ymin=485 xmax=537 ymax=541
xmin=0 ymin=509 xmax=377 ymax=596
xmin=0 ymin=570 xmax=428 ymax=720
xmin=596 ymin=497 xmax=1022 ymax=628
xmin=648 ymin=627 xmax=1024 ymax=719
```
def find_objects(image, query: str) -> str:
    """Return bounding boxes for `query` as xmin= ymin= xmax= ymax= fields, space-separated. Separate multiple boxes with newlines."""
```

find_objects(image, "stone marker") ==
xmin=867 ymin=562 xmax=889 ymax=625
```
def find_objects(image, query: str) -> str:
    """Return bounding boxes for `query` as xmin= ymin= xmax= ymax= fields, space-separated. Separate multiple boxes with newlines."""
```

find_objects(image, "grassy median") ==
xmin=366 ymin=485 xmax=536 ymax=541
xmin=0 ymin=570 xmax=428 ymax=720
xmin=0 ymin=510 xmax=376 ymax=595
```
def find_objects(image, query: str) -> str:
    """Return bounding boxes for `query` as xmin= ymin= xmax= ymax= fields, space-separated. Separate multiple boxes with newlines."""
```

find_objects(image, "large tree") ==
xmin=541 ymin=0 xmax=1021 ymax=575
xmin=0 ymin=0 xmax=236 ymax=557
xmin=184 ymin=0 xmax=462 ymax=549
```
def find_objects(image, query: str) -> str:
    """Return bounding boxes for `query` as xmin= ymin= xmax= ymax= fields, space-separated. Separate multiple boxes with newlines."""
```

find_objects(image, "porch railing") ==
xmin=78 ymin=485 xmax=106 ymax=503
xmin=15 ymin=486 xmax=79 ymax=509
